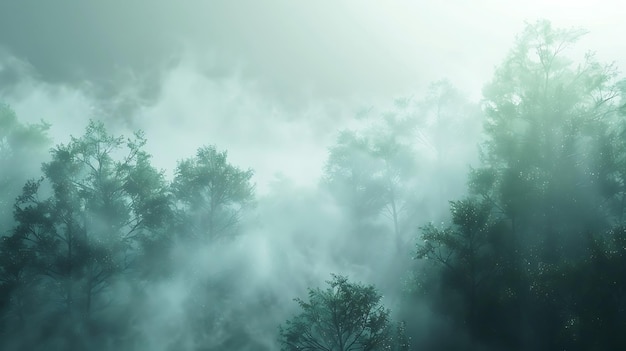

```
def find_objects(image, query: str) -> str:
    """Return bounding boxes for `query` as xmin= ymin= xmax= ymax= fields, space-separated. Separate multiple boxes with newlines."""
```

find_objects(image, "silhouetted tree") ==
xmin=416 ymin=199 xmax=507 ymax=342
xmin=279 ymin=274 xmax=392 ymax=351
xmin=0 ymin=121 xmax=170 ymax=349
xmin=474 ymin=19 xmax=619 ymax=257
xmin=172 ymin=145 xmax=254 ymax=241
xmin=415 ymin=20 xmax=626 ymax=350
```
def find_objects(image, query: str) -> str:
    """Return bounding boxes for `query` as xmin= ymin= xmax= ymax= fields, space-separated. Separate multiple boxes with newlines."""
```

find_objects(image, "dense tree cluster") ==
xmin=414 ymin=20 xmax=626 ymax=350
xmin=1 ymin=20 xmax=625 ymax=350
xmin=0 ymin=119 xmax=255 ymax=350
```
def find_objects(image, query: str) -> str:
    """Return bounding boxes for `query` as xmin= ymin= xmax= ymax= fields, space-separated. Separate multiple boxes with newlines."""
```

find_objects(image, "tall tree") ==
xmin=324 ymin=130 xmax=387 ymax=222
xmin=0 ymin=121 xmax=170 ymax=349
xmin=596 ymin=90 xmax=626 ymax=226
xmin=324 ymin=120 xmax=419 ymax=251
xmin=474 ymin=20 xmax=619 ymax=255
xmin=279 ymin=274 xmax=393 ymax=351
xmin=415 ymin=199 xmax=505 ymax=342
xmin=415 ymin=20 xmax=626 ymax=350
xmin=168 ymin=145 xmax=255 ymax=350
xmin=172 ymin=145 xmax=254 ymax=241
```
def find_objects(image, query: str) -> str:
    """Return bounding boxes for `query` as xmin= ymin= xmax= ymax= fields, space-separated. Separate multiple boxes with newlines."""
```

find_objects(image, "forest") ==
xmin=1 ymin=20 xmax=626 ymax=351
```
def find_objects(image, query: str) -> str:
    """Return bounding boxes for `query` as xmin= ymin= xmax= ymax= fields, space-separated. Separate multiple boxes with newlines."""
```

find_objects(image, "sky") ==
xmin=1 ymin=0 xmax=625 ymax=193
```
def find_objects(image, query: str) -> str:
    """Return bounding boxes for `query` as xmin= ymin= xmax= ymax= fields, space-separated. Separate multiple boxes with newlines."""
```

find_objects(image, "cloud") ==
xmin=0 ymin=51 xmax=95 ymax=144
xmin=0 ymin=48 xmax=356 ymax=194
xmin=130 ymin=52 xmax=366 ymax=194
xmin=3 ymin=1 xmax=624 ymax=108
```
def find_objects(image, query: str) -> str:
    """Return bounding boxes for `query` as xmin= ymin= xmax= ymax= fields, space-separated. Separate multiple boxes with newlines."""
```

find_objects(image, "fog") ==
xmin=1 ymin=2 xmax=626 ymax=351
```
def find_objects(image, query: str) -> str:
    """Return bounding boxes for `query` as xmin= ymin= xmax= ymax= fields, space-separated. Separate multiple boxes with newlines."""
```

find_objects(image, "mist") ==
xmin=2 ymin=2 xmax=626 ymax=351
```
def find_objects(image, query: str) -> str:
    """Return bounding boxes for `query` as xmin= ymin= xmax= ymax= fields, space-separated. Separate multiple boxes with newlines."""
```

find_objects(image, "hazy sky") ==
xmin=1 ymin=0 xmax=624 ymax=192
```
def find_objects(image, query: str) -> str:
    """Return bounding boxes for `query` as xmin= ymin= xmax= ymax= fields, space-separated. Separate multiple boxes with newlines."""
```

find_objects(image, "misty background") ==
xmin=1 ymin=1 xmax=626 ymax=350
xmin=2 ymin=0 xmax=623 ymax=190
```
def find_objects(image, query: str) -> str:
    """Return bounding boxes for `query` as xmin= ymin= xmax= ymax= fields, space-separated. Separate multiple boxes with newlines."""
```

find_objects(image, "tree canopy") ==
xmin=279 ymin=274 xmax=398 ymax=351
xmin=3 ymin=18 xmax=626 ymax=351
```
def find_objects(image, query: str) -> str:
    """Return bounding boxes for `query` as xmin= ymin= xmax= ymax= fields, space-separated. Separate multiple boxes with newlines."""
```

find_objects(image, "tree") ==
xmin=324 ymin=131 xmax=388 ymax=222
xmin=324 ymin=86 xmax=478 ymax=253
xmin=415 ymin=199 xmax=506 ymax=341
xmin=172 ymin=145 xmax=254 ymax=241
xmin=472 ymin=21 xmax=622 ymax=348
xmin=414 ymin=20 xmax=626 ymax=350
xmin=474 ymin=19 xmax=620 ymax=256
xmin=167 ymin=146 xmax=255 ymax=349
xmin=279 ymin=274 xmax=392 ymax=351
xmin=324 ymin=122 xmax=419 ymax=252
xmin=0 ymin=121 xmax=170 ymax=349
xmin=596 ymin=91 xmax=626 ymax=226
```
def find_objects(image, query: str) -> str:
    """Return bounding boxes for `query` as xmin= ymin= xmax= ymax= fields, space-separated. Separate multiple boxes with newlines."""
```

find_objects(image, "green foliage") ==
xmin=279 ymin=274 xmax=392 ymax=351
xmin=417 ymin=199 xmax=494 ymax=263
xmin=415 ymin=20 xmax=626 ymax=350
xmin=0 ymin=120 xmax=171 ymax=346
xmin=480 ymin=19 xmax=618 ymax=175
xmin=172 ymin=145 xmax=255 ymax=240
xmin=416 ymin=199 xmax=504 ymax=328
xmin=596 ymin=100 xmax=626 ymax=225
xmin=471 ymin=19 xmax=621 ymax=258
